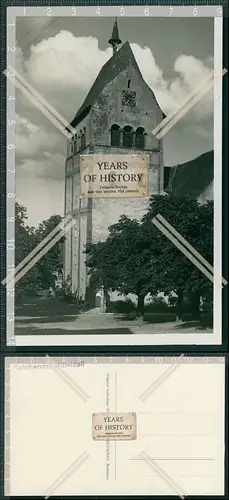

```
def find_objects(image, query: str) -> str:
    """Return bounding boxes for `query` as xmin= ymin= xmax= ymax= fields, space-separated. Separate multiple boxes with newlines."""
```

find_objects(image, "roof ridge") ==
xmin=170 ymin=150 xmax=213 ymax=198
xmin=69 ymin=41 xmax=141 ymax=128
xmin=69 ymin=40 xmax=160 ymax=128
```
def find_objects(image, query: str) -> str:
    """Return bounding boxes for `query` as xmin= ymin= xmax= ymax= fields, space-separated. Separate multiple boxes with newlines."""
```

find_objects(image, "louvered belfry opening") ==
xmin=123 ymin=125 xmax=133 ymax=148
xmin=111 ymin=124 xmax=121 ymax=146
xmin=135 ymin=127 xmax=145 ymax=149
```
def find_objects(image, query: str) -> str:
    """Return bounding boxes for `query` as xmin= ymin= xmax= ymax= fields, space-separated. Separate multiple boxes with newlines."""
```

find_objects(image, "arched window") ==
xmin=135 ymin=127 xmax=145 ymax=149
xmin=110 ymin=124 xmax=120 ymax=146
xmin=83 ymin=127 xmax=86 ymax=148
xmin=70 ymin=138 xmax=74 ymax=156
xmin=79 ymin=128 xmax=86 ymax=149
xmin=123 ymin=126 xmax=133 ymax=148
xmin=73 ymin=134 xmax=77 ymax=154
xmin=80 ymin=128 xmax=86 ymax=149
xmin=79 ymin=130 xmax=82 ymax=150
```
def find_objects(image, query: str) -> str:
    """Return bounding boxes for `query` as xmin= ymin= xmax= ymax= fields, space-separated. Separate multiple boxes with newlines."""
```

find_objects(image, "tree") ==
xmin=86 ymin=215 xmax=157 ymax=316
xmin=86 ymin=194 xmax=213 ymax=321
xmin=35 ymin=214 xmax=64 ymax=289
xmin=15 ymin=202 xmax=41 ymax=299
xmin=143 ymin=194 xmax=213 ymax=320
xmin=15 ymin=204 xmax=64 ymax=298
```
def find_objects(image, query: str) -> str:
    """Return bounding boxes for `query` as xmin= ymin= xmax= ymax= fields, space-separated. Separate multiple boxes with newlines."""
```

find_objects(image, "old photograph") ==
xmin=5 ymin=355 xmax=225 ymax=496
xmin=6 ymin=8 xmax=224 ymax=345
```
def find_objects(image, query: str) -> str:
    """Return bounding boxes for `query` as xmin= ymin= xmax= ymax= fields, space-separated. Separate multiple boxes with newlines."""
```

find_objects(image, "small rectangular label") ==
xmin=92 ymin=412 xmax=137 ymax=441
xmin=80 ymin=154 xmax=148 ymax=198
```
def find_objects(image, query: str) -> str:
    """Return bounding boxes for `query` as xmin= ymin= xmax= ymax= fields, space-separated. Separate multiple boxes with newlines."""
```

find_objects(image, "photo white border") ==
xmin=6 ymin=9 xmax=224 ymax=346
xmin=4 ymin=355 xmax=226 ymax=496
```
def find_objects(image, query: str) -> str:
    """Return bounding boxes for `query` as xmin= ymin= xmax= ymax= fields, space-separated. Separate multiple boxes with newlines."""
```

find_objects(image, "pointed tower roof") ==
xmin=69 ymin=42 xmax=137 ymax=128
xmin=108 ymin=17 xmax=122 ymax=46
xmin=67 ymin=41 xmax=162 ymax=129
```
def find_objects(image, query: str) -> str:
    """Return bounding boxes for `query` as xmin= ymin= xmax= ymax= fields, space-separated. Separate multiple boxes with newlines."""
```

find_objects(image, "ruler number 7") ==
xmin=169 ymin=7 xmax=173 ymax=15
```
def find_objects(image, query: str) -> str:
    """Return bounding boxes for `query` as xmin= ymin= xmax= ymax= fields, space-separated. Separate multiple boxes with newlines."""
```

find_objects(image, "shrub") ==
xmin=143 ymin=312 xmax=176 ymax=323
xmin=106 ymin=299 xmax=136 ymax=314
xmin=145 ymin=296 xmax=170 ymax=313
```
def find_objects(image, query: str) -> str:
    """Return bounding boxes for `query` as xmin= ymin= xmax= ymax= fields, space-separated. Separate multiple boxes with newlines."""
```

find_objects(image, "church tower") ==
xmin=64 ymin=19 xmax=164 ymax=303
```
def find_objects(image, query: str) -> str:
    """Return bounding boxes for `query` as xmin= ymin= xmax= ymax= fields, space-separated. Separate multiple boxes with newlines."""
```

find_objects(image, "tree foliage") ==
xmin=143 ymin=194 xmax=213 ymax=296
xmin=15 ymin=202 xmax=41 ymax=298
xmin=86 ymin=194 xmax=213 ymax=318
xmin=34 ymin=214 xmax=64 ymax=289
xmin=15 ymin=203 xmax=63 ymax=299
xmin=86 ymin=215 xmax=157 ymax=313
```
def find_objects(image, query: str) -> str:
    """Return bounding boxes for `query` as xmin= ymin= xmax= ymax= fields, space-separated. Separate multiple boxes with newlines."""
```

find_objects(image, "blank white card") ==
xmin=5 ymin=356 xmax=225 ymax=496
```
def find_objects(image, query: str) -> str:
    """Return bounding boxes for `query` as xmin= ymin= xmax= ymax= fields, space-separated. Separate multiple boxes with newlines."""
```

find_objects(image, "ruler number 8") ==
xmin=193 ymin=7 xmax=198 ymax=16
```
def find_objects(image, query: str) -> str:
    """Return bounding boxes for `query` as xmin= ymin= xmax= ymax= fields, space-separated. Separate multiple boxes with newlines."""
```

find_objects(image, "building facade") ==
xmin=64 ymin=20 xmax=164 ymax=303
xmin=165 ymin=149 xmax=214 ymax=204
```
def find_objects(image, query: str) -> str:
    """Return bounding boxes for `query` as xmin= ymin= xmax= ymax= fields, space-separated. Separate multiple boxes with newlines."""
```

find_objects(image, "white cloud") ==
xmin=16 ymin=176 xmax=65 ymax=227
xmin=17 ymin=153 xmax=65 ymax=181
xmin=130 ymin=45 xmax=213 ymax=119
xmin=18 ymin=31 xmax=214 ymax=120
xmin=15 ymin=114 xmax=65 ymax=174
xmin=15 ymin=30 xmax=214 ymax=224
xmin=24 ymin=31 xmax=112 ymax=91
xmin=15 ymin=113 xmax=65 ymax=182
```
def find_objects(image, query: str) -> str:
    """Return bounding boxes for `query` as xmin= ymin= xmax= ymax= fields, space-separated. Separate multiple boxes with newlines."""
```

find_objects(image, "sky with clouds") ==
xmin=15 ymin=16 xmax=215 ymax=226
